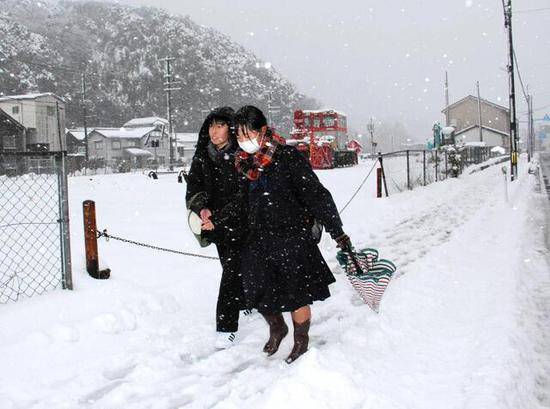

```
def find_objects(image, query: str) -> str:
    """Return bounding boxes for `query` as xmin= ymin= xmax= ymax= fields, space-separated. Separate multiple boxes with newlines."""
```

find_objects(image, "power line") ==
xmin=515 ymin=7 xmax=550 ymax=14
xmin=512 ymin=50 xmax=529 ymax=103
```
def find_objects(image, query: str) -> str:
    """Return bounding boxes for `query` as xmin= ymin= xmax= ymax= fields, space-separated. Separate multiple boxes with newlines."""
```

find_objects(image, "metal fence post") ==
xmin=445 ymin=151 xmax=448 ymax=179
xmin=406 ymin=150 xmax=411 ymax=190
xmin=56 ymin=153 xmax=73 ymax=290
xmin=435 ymin=150 xmax=439 ymax=181
xmin=423 ymin=150 xmax=427 ymax=186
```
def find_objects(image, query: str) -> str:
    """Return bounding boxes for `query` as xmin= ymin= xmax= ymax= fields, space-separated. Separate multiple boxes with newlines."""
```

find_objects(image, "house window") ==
xmin=46 ymin=106 xmax=55 ymax=116
xmin=12 ymin=106 xmax=19 ymax=115
xmin=112 ymin=141 xmax=121 ymax=150
xmin=124 ymin=140 xmax=137 ymax=147
xmin=324 ymin=116 xmax=335 ymax=127
xmin=338 ymin=116 xmax=347 ymax=129
xmin=95 ymin=141 xmax=103 ymax=150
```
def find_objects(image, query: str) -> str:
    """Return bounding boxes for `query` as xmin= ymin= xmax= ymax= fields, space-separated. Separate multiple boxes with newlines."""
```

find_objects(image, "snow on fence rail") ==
xmin=378 ymin=146 xmax=499 ymax=195
xmin=0 ymin=152 xmax=72 ymax=304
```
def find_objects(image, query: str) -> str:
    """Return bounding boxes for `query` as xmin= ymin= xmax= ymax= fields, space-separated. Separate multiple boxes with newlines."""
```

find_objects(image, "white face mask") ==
xmin=238 ymin=138 xmax=261 ymax=154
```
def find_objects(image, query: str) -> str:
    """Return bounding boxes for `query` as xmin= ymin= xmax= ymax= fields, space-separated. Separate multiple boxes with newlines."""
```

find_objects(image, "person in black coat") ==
xmin=186 ymin=107 xmax=247 ymax=349
xmin=234 ymin=105 xmax=352 ymax=363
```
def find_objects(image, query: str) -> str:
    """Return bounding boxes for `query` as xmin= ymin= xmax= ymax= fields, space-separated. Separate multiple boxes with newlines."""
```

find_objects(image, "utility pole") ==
xmin=504 ymin=0 xmax=518 ymax=180
xmin=267 ymin=90 xmax=272 ymax=125
xmin=445 ymin=71 xmax=450 ymax=126
xmin=367 ymin=118 xmax=375 ymax=156
xmin=530 ymin=94 xmax=535 ymax=158
xmin=159 ymin=57 xmax=181 ymax=169
xmin=266 ymin=89 xmax=280 ymax=127
xmin=476 ymin=81 xmax=483 ymax=142
xmin=527 ymin=93 xmax=531 ymax=162
xmin=528 ymin=93 xmax=535 ymax=161
xmin=81 ymin=73 xmax=89 ymax=165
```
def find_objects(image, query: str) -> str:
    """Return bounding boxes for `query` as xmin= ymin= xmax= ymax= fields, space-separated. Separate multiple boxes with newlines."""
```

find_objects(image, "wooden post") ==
xmin=376 ymin=168 xmax=382 ymax=198
xmin=378 ymin=152 xmax=389 ymax=197
xmin=83 ymin=200 xmax=110 ymax=279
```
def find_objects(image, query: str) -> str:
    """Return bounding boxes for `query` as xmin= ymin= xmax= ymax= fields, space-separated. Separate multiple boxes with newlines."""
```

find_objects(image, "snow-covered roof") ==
xmin=175 ymin=133 xmax=198 ymax=143
xmin=0 ymin=92 xmax=65 ymax=103
xmin=123 ymin=117 xmax=168 ymax=128
xmin=124 ymin=148 xmax=153 ymax=156
xmin=92 ymin=127 xmax=157 ymax=139
xmin=302 ymin=109 xmax=347 ymax=117
xmin=0 ymin=107 xmax=25 ymax=129
xmin=66 ymin=129 xmax=89 ymax=141
xmin=442 ymin=126 xmax=455 ymax=135
xmin=491 ymin=146 xmax=506 ymax=154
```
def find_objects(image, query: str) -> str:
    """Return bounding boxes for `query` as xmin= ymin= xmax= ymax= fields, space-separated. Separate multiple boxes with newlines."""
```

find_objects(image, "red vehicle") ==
xmin=289 ymin=109 xmax=359 ymax=169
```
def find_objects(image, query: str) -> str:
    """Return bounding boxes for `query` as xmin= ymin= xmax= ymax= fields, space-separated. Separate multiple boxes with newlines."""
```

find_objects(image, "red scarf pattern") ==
xmin=235 ymin=129 xmax=286 ymax=181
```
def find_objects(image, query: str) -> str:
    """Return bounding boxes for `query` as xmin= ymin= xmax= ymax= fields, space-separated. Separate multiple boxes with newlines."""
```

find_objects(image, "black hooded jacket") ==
xmin=185 ymin=107 xmax=246 ymax=245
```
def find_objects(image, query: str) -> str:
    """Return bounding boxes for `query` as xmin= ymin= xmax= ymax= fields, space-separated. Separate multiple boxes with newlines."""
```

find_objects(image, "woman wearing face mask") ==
xmin=234 ymin=105 xmax=352 ymax=363
xmin=186 ymin=106 xmax=248 ymax=349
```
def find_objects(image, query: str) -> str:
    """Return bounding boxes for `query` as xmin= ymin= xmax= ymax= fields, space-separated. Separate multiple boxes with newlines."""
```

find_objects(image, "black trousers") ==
xmin=215 ymin=244 xmax=245 ymax=332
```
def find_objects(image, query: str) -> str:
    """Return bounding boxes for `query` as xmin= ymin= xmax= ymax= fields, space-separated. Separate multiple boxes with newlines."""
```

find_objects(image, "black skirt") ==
xmin=240 ymin=231 xmax=336 ymax=314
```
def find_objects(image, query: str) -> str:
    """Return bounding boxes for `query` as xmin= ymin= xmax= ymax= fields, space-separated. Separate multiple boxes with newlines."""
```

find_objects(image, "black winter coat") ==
xmin=240 ymin=144 xmax=343 ymax=313
xmin=185 ymin=111 xmax=245 ymax=246
xmin=245 ymin=145 xmax=344 ymax=239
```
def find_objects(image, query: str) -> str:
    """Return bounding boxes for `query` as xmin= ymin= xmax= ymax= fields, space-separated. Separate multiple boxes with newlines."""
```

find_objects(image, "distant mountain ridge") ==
xmin=0 ymin=0 xmax=319 ymax=133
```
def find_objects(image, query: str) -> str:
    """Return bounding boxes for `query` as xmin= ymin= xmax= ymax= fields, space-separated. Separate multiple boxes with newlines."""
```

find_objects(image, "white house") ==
xmin=175 ymin=132 xmax=198 ymax=165
xmin=87 ymin=126 xmax=169 ymax=168
xmin=0 ymin=92 xmax=66 ymax=151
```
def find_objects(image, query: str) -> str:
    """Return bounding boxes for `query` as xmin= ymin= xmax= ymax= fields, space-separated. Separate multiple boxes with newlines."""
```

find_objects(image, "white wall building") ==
xmin=0 ymin=93 xmax=66 ymax=151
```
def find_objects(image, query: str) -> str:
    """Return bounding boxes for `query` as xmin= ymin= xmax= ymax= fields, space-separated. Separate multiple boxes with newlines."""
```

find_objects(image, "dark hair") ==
xmin=205 ymin=107 xmax=234 ymax=129
xmin=235 ymin=105 xmax=267 ymax=132
xmin=195 ymin=106 xmax=236 ymax=153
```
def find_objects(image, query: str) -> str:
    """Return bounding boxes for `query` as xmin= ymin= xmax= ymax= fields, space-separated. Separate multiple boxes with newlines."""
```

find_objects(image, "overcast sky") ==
xmin=116 ymin=0 xmax=549 ymax=139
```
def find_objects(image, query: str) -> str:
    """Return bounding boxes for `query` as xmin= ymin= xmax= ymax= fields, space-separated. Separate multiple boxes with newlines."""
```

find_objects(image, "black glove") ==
xmin=335 ymin=233 xmax=353 ymax=252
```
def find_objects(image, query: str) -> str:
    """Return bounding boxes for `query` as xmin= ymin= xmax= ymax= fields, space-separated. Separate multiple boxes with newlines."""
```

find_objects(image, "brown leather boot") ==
xmin=285 ymin=319 xmax=310 ymax=364
xmin=262 ymin=313 xmax=288 ymax=356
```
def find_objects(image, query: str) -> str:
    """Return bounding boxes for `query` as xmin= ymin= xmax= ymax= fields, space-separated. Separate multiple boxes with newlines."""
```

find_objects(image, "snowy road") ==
xmin=1 ymin=156 xmax=549 ymax=409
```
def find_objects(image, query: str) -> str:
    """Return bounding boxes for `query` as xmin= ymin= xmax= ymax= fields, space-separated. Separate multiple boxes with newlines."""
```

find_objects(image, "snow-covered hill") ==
xmin=0 ymin=0 xmax=318 ymax=131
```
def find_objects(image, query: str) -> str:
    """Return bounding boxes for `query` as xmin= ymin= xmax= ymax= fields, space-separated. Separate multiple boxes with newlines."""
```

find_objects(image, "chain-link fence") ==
xmin=0 ymin=152 xmax=72 ymax=304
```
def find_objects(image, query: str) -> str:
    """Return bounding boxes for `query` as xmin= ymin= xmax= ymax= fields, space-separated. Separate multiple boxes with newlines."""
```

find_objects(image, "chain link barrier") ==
xmin=96 ymin=160 xmax=380 ymax=259
xmin=0 ymin=152 xmax=72 ymax=304
xmin=97 ymin=229 xmax=219 ymax=260
xmin=338 ymin=160 xmax=378 ymax=215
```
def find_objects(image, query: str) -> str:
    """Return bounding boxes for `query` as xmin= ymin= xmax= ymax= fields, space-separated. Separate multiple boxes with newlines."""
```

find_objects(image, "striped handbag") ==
xmin=336 ymin=248 xmax=396 ymax=312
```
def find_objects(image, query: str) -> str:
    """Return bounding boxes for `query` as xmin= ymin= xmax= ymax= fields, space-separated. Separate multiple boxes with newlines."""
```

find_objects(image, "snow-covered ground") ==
xmin=1 ymin=155 xmax=549 ymax=409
